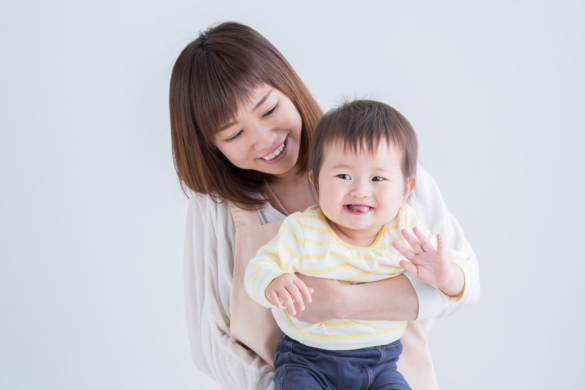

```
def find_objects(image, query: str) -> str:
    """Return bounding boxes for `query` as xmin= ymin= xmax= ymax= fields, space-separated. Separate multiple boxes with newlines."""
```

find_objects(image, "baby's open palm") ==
xmin=392 ymin=227 xmax=451 ymax=286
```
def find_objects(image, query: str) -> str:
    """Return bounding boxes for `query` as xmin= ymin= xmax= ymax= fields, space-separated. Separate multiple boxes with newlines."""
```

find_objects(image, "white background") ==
xmin=1 ymin=1 xmax=584 ymax=389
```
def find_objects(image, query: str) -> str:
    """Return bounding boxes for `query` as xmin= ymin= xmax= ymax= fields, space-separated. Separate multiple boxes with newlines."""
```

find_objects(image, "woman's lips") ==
xmin=259 ymin=137 xmax=288 ymax=164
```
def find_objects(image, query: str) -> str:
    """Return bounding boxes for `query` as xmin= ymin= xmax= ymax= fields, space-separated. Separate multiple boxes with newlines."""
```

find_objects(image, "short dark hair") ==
xmin=169 ymin=22 xmax=322 ymax=208
xmin=308 ymin=100 xmax=418 ymax=192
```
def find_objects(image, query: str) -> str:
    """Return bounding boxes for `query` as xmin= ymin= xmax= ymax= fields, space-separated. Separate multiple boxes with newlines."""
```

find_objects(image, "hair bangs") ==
xmin=189 ymin=50 xmax=266 ymax=143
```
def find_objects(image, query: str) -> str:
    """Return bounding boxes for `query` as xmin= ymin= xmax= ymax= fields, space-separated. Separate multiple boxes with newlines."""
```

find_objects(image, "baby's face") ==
xmin=314 ymin=141 xmax=413 ymax=245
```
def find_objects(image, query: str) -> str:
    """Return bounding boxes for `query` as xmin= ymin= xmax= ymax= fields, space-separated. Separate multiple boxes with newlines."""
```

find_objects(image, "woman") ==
xmin=170 ymin=22 xmax=479 ymax=390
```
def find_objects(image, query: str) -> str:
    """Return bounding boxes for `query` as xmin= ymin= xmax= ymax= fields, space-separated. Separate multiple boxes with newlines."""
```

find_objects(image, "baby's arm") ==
xmin=244 ymin=214 xmax=312 ymax=316
xmin=393 ymin=228 xmax=465 ymax=297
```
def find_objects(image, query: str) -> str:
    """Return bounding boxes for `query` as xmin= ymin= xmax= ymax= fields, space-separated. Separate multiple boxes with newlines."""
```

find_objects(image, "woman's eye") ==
xmin=263 ymin=104 xmax=278 ymax=117
xmin=372 ymin=176 xmax=385 ymax=182
xmin=225 ymin=130 xmax=243 ymax=142
xmin=336 ymin=174 xmax=351 ymax=180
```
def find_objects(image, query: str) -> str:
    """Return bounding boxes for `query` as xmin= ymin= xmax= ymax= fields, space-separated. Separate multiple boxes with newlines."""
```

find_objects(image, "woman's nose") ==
xmin=251 ymin=122 xmax=277 ymax=152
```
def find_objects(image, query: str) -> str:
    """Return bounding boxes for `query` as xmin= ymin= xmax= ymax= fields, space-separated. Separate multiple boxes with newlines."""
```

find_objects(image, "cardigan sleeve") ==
xmin=183 ymin=194 xmax=275 ymax=390
xmin=405 ymin=164 xmax=480 ymax=321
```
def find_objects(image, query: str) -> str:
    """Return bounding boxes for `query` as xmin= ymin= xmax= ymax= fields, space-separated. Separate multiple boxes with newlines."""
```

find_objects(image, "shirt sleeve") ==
xmin=244 ymin=214 xmax=305 ymax=308
xmin=183 ymin=194 xmax=275 ymax=390
xmin=405 ymin=164 xmax=480 ymax=321
xmin=402 ymin=204 xmax=470 ymax=304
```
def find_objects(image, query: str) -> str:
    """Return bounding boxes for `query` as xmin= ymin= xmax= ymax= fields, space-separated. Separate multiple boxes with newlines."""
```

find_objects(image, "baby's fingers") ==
xmin=413 ymin=227 xmax=434 ymax=253
xmin=278 ymin=289 xmax=297 ymax=315
xmin=293 ymin=278 xmax=313 ymax=304
xmin=436 ymin=234 xmax=445 ymax=255
xmin=285 ymin=283 xmax=304 ymax=314
xmin=399 ymin=259 xmax=418 ymax=277
xmin=401 ymin=229 xmax=422 ymax=253
xmin=266 ymin=290 xmax=284 ymax=310
xmin=392 ymin=240 xmax=416 ymax=261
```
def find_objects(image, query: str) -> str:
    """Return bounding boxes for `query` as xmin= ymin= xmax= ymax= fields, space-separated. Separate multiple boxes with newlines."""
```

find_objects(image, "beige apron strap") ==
xmin=228 ymin=201 xmax=283 ymax=367
xmin=228 ymin=201 xmax=262 ymax=231
xmin=398 ymin=321 xmax=439 ymax=390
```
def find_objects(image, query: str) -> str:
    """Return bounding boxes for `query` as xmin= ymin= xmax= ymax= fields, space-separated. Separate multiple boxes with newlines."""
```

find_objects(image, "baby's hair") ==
xmin=308 ymin=100 xmax=418 ymax=192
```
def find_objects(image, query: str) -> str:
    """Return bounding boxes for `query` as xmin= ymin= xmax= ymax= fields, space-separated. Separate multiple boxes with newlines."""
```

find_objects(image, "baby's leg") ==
xmin=368 ymin=340 xmax=411 ymax=390
xmin=273 ymin=334 xmax=336 ymax=390
xmin=273 ymin=361 xmax=335 ymax=390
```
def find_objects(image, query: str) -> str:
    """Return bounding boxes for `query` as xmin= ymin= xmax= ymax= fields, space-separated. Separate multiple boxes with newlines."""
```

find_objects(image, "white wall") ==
xmin=1 ymin=1 xmax=584 ymax=389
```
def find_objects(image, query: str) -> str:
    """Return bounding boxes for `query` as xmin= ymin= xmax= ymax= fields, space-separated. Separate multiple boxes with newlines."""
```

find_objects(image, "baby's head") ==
xmin=309 ymin=99 xmax=418 ymax=193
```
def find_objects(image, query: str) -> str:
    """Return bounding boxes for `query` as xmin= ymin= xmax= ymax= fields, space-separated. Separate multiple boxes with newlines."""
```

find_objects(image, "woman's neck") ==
xmin=267 ymin=171 xmax=316 ymax=214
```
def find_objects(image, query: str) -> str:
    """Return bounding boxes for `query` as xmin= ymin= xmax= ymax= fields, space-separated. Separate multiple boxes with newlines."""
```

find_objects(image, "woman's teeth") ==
xmin=262 ymin=141 xmax=286 ymax=161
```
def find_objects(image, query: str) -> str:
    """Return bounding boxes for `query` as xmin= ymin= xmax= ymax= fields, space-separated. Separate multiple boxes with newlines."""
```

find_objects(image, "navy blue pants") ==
xmin=274 ymin=334 xmax=411 ymax=390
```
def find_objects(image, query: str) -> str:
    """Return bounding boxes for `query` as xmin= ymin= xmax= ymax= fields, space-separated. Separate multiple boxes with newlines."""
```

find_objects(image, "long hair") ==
xmin=169 ymin=22 xmax=322 ymax=208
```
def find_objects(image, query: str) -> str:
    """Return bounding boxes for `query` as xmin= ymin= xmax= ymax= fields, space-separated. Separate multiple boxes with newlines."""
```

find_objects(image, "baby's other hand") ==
xmin=265 ymin=273 xmax=313 ymax=316
xmin=392 ymin=228 xmax=451 ymax=286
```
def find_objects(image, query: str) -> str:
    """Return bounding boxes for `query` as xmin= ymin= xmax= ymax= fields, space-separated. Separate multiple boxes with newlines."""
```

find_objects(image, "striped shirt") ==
xmin=244 ymin=204 xmax=464 ymax=350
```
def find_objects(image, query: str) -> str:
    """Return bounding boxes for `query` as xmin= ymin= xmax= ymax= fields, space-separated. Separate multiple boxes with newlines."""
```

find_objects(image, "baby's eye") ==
xmin=372 ymin=176 xmax=385 ymax=182
xmin=336 ymin=174 xmax=351 ymax=180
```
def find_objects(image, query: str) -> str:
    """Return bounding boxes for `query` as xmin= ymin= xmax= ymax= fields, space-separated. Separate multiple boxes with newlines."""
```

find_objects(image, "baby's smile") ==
xmin=344 ymin=204 xmax=374 ymax=214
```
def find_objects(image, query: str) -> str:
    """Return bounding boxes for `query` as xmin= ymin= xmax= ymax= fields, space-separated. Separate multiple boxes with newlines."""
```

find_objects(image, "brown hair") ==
xmin=308 ymin=100 xmax=418 ymax=192
xmin=169 ymin=22 xmax=322 ymax=208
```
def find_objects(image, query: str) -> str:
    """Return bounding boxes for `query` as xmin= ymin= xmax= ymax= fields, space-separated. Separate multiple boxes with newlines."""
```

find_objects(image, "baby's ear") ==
xmin=308 ymin=171 xmax=319 ymax=200
xmin=402 ymin=176 xmax=416 ymax=202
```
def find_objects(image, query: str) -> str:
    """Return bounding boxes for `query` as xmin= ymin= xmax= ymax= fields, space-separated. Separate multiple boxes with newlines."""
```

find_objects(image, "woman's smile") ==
xmin=214 ymin=85 xmax=302 ymax=176
xmin=259 ymin=137 xmax=288 ymax=163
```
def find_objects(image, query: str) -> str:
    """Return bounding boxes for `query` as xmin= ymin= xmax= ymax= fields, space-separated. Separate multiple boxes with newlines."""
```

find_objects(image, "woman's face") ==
xmin=214 ymin=84 xmax=303 ymax=177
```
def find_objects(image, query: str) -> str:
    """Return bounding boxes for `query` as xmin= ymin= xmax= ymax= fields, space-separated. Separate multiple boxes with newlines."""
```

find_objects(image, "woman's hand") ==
xmin=291 ymin=274 xmax=344 ymax=322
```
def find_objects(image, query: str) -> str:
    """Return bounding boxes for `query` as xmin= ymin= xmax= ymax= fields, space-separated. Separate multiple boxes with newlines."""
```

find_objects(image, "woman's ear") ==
xmin=308 ymin=171 xmax=315 ymax=187
xmin=402 ymin=176 xmax=416 ymax=204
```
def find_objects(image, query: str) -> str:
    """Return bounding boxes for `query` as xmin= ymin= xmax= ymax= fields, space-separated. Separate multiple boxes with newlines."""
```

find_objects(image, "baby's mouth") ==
xmin=344 ymin=204 xmax=373 ymax=214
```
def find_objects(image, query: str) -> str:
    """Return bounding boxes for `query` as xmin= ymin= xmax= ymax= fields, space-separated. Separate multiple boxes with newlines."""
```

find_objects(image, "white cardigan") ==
xmin=183 ymin=165 xmax=480 ymax=390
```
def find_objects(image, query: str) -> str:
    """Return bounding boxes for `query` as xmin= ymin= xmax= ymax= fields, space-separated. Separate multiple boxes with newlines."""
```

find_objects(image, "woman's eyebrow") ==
xmin=218 ymin=89 xmax=274 ymax=131
xmin=252 ymin=89 xmax=273 ymax=112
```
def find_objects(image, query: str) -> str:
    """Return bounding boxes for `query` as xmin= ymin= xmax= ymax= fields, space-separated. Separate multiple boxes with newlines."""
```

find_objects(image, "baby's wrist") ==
xmin=435 ymin=263 xmax=464 ymax=297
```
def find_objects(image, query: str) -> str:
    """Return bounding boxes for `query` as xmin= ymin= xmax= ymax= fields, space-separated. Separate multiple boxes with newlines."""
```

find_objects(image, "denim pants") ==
xmin=274 ymin=334 xmax=411 ymax=390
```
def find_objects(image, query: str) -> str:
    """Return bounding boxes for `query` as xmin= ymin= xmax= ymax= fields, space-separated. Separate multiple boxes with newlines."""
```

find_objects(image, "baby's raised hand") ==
xmin=265 ymin=273 xmax=313 ymax=316
xmin=392 ymin=227 xmax=451 ymax=286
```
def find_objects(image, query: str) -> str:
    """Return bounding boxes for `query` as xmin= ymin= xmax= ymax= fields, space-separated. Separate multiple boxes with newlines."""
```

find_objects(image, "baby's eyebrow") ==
xmin=218 ymin=89 xmax=274 ymax=131
xmin=330 ymin=164 xmax=353 ymax=170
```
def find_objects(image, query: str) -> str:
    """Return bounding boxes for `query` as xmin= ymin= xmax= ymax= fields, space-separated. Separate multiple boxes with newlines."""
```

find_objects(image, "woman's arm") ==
xmin=295 ymin=273 xmax=419 ymax=322
xmin=406 ymin=164 xmax=480 ymax=319
xmin=295 ymin=165 xmax=479 ymax=323
xmin=184 ymin=194 xmax=274 ymax=390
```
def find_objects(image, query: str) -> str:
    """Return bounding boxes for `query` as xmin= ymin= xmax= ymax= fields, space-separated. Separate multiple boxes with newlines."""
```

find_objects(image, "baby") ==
xmin=245 ymin=100 xmax=466 ymax=389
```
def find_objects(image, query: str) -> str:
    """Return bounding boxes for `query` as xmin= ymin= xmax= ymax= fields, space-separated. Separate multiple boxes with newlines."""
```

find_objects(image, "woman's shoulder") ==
xmin=187 ymin=190 xmax=284 ymax=226
xmin=186 ymin=191 xmax=233 ymax=226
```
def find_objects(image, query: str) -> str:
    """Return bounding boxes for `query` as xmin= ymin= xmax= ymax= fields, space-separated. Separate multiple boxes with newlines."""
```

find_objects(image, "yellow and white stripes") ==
xmin=244 ymin=204 xmax=462 ymax=350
